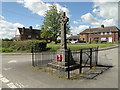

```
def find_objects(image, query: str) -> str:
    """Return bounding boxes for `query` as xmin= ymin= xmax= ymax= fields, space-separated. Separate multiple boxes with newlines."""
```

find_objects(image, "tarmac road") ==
xmin=0 ymin=47 xmax=119 ymax=88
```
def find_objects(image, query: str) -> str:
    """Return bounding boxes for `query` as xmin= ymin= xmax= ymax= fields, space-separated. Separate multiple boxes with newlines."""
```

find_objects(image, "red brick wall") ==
xmin=79 ymin=32 xmax=119 ymax=42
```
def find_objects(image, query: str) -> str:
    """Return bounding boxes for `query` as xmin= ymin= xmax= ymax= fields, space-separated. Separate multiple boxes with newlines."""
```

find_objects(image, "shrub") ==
xmin=2 ymin=38 xmax=13 ymax=41
xmin=2 ymin=48 xmax=17 ymax=52
xmin=2 ymin=40 xmax=47 ymax=52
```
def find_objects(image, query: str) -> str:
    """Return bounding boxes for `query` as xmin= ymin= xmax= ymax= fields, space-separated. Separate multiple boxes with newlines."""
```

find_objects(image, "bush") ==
xmin=2 ymin=48 xmax=17 ymax=52
xmin=2 ymin=38 xmax=13 ymax=41
xmin=2 ymin=40 xmax=47 ymax=52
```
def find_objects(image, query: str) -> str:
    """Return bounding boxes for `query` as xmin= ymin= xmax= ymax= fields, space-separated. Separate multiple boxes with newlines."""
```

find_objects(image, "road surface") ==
xmin=0 ymin=47 xmax=118 ymax=88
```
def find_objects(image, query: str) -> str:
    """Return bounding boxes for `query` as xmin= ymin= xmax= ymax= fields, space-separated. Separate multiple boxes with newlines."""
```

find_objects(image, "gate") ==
xmin=67 ymin=48 xmax=98 ymax=78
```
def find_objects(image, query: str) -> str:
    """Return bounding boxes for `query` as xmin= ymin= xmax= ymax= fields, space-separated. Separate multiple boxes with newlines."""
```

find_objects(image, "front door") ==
xmin=108 ymin=37 xmax=112 ymax=42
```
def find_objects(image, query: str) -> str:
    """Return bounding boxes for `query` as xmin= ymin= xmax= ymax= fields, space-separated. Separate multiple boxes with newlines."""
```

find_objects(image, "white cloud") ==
xmin=93 ymin=1 xmax=118 ymax=20
xmin=73 ymin=21 xmax=79 ymax=24
xmin=17 ymin=0 xmax=70 ymax=17
xmin=70 ymin=25 xmax=89 ymax=35
xmin=54 ymin=3 xmax=71 ymax=17
xmin=72 ymin=0 xmax=118 ymax=29
xmin=81 ymin=13 xmax=98 ymax=24
xmin=71 ymin=0 xmax=118 ymax=31
xmin=0 ymin=16 xmax=5 ymax=20
xmin=80 ymin=12 xmax=116 ymax=27
xmin=0 ymin=16 xmax=24 ymax=39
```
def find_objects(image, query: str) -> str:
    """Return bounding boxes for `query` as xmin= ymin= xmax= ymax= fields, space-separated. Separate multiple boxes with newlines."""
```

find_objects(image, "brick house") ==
xmin=79 ymin=25 xmax=120 ymax=43
xmin=14 ymin=26 xmax=41 ymax=41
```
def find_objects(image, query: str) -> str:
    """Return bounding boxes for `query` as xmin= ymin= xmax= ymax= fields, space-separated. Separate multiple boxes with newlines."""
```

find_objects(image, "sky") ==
xmin=0 ymin=0 xmax=119 ymax=39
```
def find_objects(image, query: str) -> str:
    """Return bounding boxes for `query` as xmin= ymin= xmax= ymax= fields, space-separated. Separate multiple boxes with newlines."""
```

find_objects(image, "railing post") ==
xmin=90 ymin=48 xmax=92 ymax=69
xmin=31 ymin=46 xmax=35 ymax=67
xmin=79 ymin=49 xmax=83 ymax=74
xmin=67 ymin=49 xmax=70 ymax=79
xmin=95 ymin=47 xmax=98 ymax=66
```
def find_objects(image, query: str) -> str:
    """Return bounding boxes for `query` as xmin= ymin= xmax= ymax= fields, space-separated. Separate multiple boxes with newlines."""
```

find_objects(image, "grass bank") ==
xmin=47 ymin=43 xmax=116 ymax=51
xmin=1 ymin=43 xmax=117 ymax=53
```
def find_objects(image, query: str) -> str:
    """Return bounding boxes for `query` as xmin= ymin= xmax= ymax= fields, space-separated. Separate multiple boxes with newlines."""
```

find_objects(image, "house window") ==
xmin=28 ymin=35 xmax=31 ymax=38
xmin=83 ymin=38 xmax=84 ymax=40
xmin=36 ymin=36 xmax=39 ymax=38
xmin=105 ymin=32 xmax=107 ymax=35
xmin=94 ymin=33 xmax=97 ymax=35
xmin=103 ymin=32 xmax=105 ymax=35
xmin=98 ymin=32 xmax=101 ymax=35
xmin=109 ymin=32 xmax=112 ymax=35
xmin=101 ymin=37 xmax=107 ymax=41
xmin=69 ymin=39 xmax=72 ymax=41
xmin=101 ymin=32 xmax=103 ymax=35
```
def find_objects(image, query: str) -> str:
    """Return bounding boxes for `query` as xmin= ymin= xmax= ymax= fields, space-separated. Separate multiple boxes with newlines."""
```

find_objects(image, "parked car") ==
xmin=76 ymin=40 xmax=86 ymax=43
xmin=71 ymin=40 xmax=78 ymax=43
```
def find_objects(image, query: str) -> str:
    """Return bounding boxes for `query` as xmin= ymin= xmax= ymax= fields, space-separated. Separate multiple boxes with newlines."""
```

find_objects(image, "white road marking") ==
xmin=0 ymin=77 xmax=9 ymax=83
xmin=18 ymin=82 xmax=25 ymax=88
xmin=15 ymin=82 xmax=25 ymax=88
xmin=7 ymin=83 xmax=17 ymax=88
xmin=3 ymin=68 xmax=12 ymax=71
xmin=0 ymin=74 xmax=3 ymax=78
xmin=15 ymin=83 xmax=23 ymax=88
xmin=8 ymin=60 xmax=17 ymax=63
xmin=0 ymin=75 xmax=18 ymax=89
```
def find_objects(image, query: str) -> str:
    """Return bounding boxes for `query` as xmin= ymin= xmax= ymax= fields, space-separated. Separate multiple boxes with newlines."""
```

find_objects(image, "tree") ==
xmin=41 ymin=25 xmax=53 ymax=42
xmin=41 ymin=5 xmax=70 ymax=44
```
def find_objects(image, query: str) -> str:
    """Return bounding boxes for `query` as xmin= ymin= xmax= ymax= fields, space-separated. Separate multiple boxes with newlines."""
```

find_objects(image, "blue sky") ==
xmin=2 ymin=2 xmax=93 ymax=27
xmin=0 ymin=0 xmax=118 ymax=39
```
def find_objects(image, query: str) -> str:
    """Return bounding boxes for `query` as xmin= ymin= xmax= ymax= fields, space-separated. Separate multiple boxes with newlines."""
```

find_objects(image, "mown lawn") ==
xmin=47 ymin=43 xmax=116 ymax=51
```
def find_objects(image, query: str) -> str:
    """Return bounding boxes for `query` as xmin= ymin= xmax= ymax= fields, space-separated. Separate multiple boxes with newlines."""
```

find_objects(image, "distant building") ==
xmin=14 ymin=26 xmax=41 ymax=41
xmin=79 ymin=25 xmax=120 ymax=43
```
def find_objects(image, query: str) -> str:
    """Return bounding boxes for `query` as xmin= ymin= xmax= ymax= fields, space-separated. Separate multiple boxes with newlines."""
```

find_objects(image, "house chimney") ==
xmin=22 ymin=27 xmax=25 ymax=34
xmin=101 ymin=25 xmax=104 ymax=28
xmin=23 ymin=27 xmax=25 ymax=30
xmin=29 ymin=26 xmax=32 ymax=30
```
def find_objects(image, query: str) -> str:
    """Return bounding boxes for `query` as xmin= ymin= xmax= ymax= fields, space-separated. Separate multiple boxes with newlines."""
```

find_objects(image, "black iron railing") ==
xmin=31 ymin=46 xmax=99 ymax=79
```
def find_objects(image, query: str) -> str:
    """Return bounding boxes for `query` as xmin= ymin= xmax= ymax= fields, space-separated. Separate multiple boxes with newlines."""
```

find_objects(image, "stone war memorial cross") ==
xmin=56 ymin=11 xmax=76 ymax=66
xmin=48 ymin=11 xmax=76 ymax=70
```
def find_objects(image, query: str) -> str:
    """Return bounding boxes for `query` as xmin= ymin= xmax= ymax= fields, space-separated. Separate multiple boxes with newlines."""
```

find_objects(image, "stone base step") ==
xmin=47 ymin=62 xmax=80 ymax=71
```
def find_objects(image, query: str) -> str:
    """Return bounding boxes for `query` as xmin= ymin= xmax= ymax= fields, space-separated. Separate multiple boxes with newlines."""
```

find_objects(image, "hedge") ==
xmin=2 ymin=40 xmax=47 ymax=52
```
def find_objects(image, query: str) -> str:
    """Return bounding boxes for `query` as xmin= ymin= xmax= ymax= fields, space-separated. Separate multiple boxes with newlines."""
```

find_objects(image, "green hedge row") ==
xmin=2 ymin=40 xmax=47 ymax=52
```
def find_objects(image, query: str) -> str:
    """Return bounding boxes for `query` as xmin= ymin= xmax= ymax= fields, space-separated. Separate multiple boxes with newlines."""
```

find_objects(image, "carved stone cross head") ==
xmin=59 ymin=12 xmax=69 ymax=25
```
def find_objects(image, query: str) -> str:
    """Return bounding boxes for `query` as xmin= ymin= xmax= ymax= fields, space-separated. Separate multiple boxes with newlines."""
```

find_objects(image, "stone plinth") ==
xmin=47 ymin=49 xmax=78 ymax=71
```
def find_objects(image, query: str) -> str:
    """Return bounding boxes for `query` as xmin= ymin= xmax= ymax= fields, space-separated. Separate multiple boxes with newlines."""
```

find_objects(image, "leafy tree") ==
xmin=41 ymin=25 xmax=53 ymax=42
xmin=41 ymin=5 xmax=70 ymax=44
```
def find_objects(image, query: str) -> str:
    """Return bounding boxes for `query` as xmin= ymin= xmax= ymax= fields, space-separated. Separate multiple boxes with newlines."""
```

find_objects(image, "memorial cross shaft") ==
xmin=59 ymin=12 xmax=69 ymax=49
